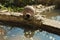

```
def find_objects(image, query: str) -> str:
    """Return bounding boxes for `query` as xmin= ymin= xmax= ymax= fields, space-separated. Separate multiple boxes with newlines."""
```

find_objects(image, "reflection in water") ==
xmin=0 ymin=27 xmax=6 ymax=36
xmin=0 ymin=25 xmax=60 ymax=40
xmin=42 ymin=10 xmax=60 ymax=21
xmin=51 ymin=16 xmax=60 ymax=21
xmin=0 ymin=10 xmax=60 ymax=40
xmin=24 ymin=29 xmax=35 ymax=38
xmin=0 ymin=26 xmax=6 ymax=40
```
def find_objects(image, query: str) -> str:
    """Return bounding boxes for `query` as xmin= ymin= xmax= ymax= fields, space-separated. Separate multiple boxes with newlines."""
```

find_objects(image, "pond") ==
xmin=0 ymin=10 xmax=60 ymax=40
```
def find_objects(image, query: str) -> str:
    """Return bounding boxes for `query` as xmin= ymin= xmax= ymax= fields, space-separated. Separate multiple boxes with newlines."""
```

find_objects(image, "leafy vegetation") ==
xmin=0 ymin=4 xmax=24 ymax=12
xmin=0 ymin=0 xmax=60 ymax=12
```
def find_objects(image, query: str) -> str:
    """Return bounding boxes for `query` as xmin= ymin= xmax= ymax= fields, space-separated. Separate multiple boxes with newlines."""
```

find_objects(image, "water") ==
xmin=0 ymin=10 xmax=60 ymax=40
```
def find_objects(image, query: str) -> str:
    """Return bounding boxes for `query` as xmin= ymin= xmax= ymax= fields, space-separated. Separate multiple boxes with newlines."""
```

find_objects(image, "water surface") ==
xmin=0 ymin=10 xmax=60 ymax=40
